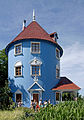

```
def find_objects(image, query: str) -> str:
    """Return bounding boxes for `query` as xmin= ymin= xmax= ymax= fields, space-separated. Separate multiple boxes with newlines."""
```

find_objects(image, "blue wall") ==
xmin=8 ymin=39 xmax=61 ymax=107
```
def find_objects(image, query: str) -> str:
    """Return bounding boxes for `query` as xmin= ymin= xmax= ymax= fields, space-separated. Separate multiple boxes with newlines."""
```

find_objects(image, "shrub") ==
xmin=35 ymin=99 xmax=84 ymax=120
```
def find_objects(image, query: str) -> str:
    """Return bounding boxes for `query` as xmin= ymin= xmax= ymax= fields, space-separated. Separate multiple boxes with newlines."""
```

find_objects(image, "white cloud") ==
xmin=60 ymin=42 xmax=84 ymax=96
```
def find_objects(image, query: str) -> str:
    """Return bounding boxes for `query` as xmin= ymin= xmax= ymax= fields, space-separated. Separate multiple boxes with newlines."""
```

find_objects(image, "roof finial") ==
xmin=33 ymin=9 xmax=35 ymax=21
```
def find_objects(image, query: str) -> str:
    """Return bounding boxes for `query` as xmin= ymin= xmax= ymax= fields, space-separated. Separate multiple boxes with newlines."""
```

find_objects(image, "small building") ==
xmin=5 ymin=11 xmax=80 ymax=107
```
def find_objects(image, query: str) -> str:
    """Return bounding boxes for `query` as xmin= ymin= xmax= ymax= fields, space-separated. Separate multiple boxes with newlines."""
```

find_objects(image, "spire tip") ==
xmin=33 ymin=9 xmax=35 ymax=21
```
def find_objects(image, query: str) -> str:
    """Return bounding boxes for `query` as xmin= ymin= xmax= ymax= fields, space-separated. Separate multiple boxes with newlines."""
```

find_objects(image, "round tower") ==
xmin=6 ymin=15 xmax=63 ymax=107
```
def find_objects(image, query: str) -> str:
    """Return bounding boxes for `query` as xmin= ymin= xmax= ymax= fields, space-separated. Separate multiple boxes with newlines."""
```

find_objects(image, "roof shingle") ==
xmin=52 ymin=77 xmax=80 ymax=90
xmin=11 ymin=21 xmax=56 ymax=44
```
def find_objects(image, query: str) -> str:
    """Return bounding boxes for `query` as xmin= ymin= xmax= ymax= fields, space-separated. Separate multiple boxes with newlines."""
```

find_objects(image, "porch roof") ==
xmin=52 ymin=77 xmax=81 ymax=91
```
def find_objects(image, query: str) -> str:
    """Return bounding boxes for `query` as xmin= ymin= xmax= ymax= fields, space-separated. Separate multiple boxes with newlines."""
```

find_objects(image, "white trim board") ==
xmin=28 ymin=81 xmax=45 ymax=91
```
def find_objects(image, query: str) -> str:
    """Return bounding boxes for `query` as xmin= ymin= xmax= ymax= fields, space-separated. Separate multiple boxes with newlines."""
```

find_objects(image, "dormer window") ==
xmin=56 ymin=48 xmax=60 ymax=59
xmin=31 ymin=42 xmax=40 ymax=53
xmin=14 ymin=43 xmax=22 ymax=55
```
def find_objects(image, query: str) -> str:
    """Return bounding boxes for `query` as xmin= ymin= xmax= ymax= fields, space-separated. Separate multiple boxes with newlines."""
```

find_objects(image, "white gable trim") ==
xmin=15 ymin=61 xmax=22 ymax=67
xmin=30 ymin=57 xmax=42 ymax=65
xmin=15 ymin=89 xmax=23 ymax=103
xmin=15 ymin=89 xmax=22 ymax=94
xmin=28 ymin=81 xmax=45 ymax=91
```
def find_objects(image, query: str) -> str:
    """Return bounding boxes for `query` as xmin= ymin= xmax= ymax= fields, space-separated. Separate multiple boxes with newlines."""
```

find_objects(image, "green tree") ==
xmin=0 ymin=49 xmax=12 ymax=109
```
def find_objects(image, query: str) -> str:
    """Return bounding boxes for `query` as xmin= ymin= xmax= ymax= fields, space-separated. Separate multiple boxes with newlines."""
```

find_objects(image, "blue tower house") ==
xmin=6 ymin=12 xmax=80 ymax=107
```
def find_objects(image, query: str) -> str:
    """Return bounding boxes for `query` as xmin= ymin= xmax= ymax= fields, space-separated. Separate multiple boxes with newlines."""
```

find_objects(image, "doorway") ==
xmin=16 ymin=93 xmax=22 ymax=102
xmin=33 ymin=93 xmax=39 ymax=103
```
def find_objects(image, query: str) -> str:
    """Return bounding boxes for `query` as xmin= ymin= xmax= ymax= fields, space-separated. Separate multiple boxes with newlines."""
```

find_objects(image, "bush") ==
xmin=35 ymin=99 xmax=84 ymax=120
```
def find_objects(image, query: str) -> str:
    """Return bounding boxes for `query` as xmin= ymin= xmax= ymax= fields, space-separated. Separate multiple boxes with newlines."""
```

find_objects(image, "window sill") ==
xmin=31 ymin=74 xmax=41 ymax=77
xmin=14 ymin=53 xmax=23 ymax=56
xmin=14 ymin=75 xmax=23 ymax=77
xmin=31 ymin=51 xmax=40 ymax=54
xmin=56 ymin=77 xmax=60 ymax=79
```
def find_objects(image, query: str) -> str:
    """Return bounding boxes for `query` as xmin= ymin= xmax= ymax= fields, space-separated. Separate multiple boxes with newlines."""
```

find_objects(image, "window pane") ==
xmin=56 ymin=69 xmax=59 ymax=78
xmin=56 ymin=93 xmax=60 ymax=101
xmin=32 ymin=65 xmax=40 ymax=76
xmin=15 ymin=66 xmax=21 ymax=76
xmin=15 ymin=45 xmax=21 ymax=54
xmin=31 ymin=43 xmax=40 ymax=53
xmin=56 ymin=49 xmax=59 ymax=58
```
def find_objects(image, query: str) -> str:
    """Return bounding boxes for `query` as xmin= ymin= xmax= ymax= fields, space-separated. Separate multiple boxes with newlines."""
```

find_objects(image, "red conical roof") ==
xmin=11 ymin=21 xmax=56 ymax=44
xmin=5 ymin=21 xmax=63 ymax=56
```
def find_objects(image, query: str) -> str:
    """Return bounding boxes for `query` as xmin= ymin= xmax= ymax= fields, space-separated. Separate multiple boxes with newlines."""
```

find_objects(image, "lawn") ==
xmin=0 ymin=107 xmax=35 ymax=120
xmin=0 ymin=108 xmax=24 ymax=120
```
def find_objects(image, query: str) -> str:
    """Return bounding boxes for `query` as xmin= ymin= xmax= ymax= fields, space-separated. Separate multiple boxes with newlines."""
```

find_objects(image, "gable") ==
xmin=30 ymin=57 xmax=42 ymax=65
xmin=15 ymin=89 xmax=22 ymax=94
xmin=28 ymin=81 xmax=45 ymax=91
xmin=30 ymin=83 xmax=41 ymax=89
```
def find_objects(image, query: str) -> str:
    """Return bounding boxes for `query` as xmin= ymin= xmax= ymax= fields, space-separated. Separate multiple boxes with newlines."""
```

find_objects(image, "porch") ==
xmin=55 ymin=90 xmax=78 ymax=103
xmin=52 ymin=77 xmax=80 ymax=103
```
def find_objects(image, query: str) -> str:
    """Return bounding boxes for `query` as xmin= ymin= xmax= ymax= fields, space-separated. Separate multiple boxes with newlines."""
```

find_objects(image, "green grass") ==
xmin=0 ymin=107 xmax=35 ymax=120
xmin=0 ymin=108 xmax=24 ymax=120
xmin=0 ymin=99 xmax=84 ymax=120
xmin=35 ymin=99 xmax=84 ymax=120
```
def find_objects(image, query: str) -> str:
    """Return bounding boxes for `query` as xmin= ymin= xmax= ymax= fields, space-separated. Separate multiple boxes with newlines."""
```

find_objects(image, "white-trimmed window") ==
xmin=14 ymin=61 xmax=22 ymax=77
xmin=15 ymin=89 xmax=22 ymax=102
xmin=56 ymin=48 xmax=60 ymax=59
xmin=56 ymin=65 xmax=60 ymax=78
xmin=30 ymin=58 xmax=42 ymax=76
xmin=14 ymin=43 xmax=22 ymax=55
xmin=31 ymin=65 xmax=40 ymax=76
xmin=31 ymin=42 xmax=40 ymax=53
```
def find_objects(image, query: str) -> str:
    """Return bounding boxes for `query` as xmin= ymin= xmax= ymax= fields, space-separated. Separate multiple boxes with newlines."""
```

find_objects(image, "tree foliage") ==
xmin=0 ymin=49 xmax=12 ymax=109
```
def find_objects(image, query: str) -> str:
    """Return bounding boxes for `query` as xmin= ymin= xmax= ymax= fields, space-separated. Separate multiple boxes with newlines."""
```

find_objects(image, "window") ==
xmin=56 ymin=48 xmax=60 ymax=59
xmin=31 ymin=42 xmax=40 ymax=53
xmin=14 ymin=61 xmax=22 ymax=77
xmin=14 ymin=43 xmax=22 ymax=55
xmin=56 ymin=92 xmax=60 ymax=101
xmin=15 ymin=89 xmax=22 ymax=103
xmin=15 ymin=66 xmax=21 ymax=76
xmin=31 ymin=65 xmax=40 ymax=76
xmin=56 ymin=65 xmax=60 ymax=78
xmin=30 ymin=58 xmax=42 ymax=76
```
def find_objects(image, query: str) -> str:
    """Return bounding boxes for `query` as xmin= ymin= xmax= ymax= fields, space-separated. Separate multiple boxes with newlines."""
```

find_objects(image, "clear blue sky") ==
xmin=0 ymin=0 xmax=84 ymax=96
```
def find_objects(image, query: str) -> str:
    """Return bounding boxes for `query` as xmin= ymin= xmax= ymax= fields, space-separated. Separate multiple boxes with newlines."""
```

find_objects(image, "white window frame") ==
xmin=31 ymin=42 xmax=40 ymax=54
xmin=14 ymin=61 xmax=22 ymax=77
xmin=15 ymin=89 xmax=23 ymax=103
xmin=56 ymin=65 xmax=60 ymax=79
xmin=31 ymin=65 xmax=41 ymax=76
xmin=30 ymin=58 xmax=42 ymax=76
xmin=14 ymin=43 xmax=22 ymax=55
xmin=56 ymin=48 xmax=60 ymax=60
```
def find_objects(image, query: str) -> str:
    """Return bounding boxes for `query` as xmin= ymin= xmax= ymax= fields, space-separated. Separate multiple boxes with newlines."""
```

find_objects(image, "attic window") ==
xmin=14 ymin=43 xmax=22 ymax=55
xmin=31 ymin=42 xmax=40 ymax=53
